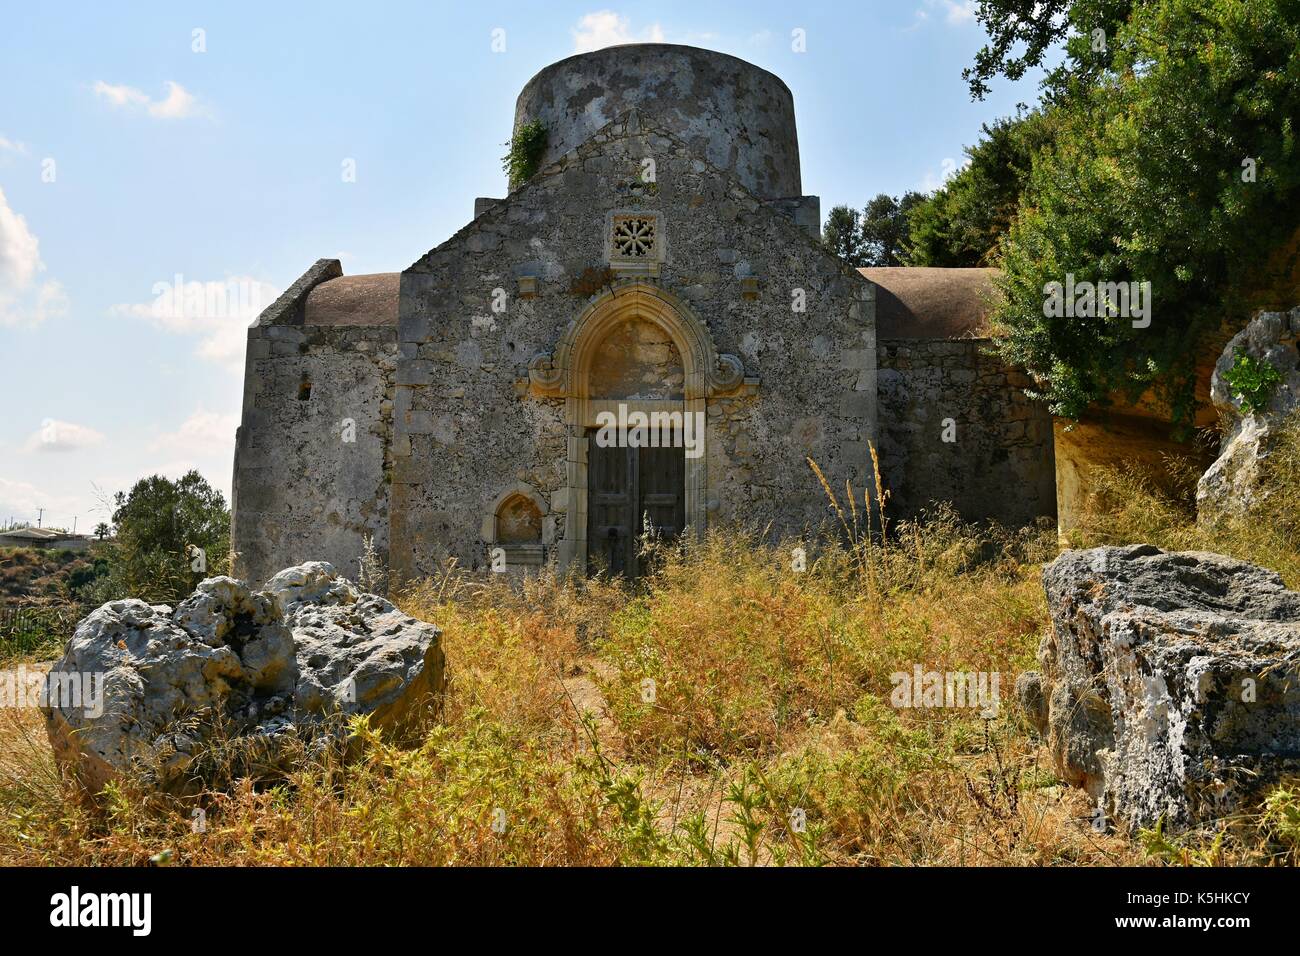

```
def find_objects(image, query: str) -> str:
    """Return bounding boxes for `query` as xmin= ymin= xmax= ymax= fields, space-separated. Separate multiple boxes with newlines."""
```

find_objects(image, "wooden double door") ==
xmin=586 ymin=432 xmax=685 ymax=579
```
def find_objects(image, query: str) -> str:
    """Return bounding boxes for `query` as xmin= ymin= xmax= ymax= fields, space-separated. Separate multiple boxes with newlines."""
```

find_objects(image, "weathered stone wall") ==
xmin=513 ymin=45 xmax=802 ymax=200
xmin=876 ymin=338 xmax=1055 ymax=527
xmin=763 ymin=195 xmax=821 ymax=241
xmin=390 ymin=111 xmax=874 ymax=580
xmin=232 ymin=322 xmax=397 ymax=586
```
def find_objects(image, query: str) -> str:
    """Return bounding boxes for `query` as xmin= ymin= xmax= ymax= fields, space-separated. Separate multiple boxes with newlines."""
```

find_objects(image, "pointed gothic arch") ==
xmin=524 ymin=280 xmax=755 ymax=571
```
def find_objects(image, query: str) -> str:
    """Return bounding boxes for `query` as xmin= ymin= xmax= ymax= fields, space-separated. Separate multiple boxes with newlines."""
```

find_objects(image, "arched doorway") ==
xmin=525 ymin=281 xmax=753 ymax=575
xmin=584 ymin=313 xmax=687 ymax=576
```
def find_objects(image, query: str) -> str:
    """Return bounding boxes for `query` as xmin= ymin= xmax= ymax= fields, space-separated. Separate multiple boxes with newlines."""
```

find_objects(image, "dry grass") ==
xmin=1064 ymin=413 xmax=1300 ymax=587
xmin=2 ymin=426 xmax=1299 ymax=866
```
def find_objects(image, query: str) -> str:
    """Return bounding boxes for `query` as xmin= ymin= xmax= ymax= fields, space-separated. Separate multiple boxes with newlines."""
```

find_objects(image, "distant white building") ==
xmin=0 ymin=528 xmax=94 ymax=552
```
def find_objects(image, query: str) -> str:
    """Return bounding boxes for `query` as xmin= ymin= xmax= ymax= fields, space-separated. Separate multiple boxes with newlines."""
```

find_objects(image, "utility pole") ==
xmin=37 ymin=508 xmax=44 ymax=528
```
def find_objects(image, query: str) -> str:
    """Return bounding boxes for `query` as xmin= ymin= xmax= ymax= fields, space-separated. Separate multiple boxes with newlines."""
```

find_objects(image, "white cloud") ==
xmin=92 ymin=80 xmax=150 ymax=109
xmin=0 ymin=477 xmax=85 ymax=527
xmin=0 ymin=190 xmax=39 ymax=290
xmin=944 ymin=1 xmax=977 ymax=24
xmin=920 ymin=155 xmax=972 ymax=192
xmin=0 ymin=135 xmax=28 ymax=155
xmin=30 ymin=280 xmax=70 ymax=321
xmin=148 ymin=81 xmax=200 ymax=119
xmin=90 ymin=458 xmax=230 ymax=509
xmin=93 ymin=80 xmax=205 ymax=120
xmin=150 ymin=409 xmax=240 ymax=457
xmin=23 ymin=419 xmax=107 ymax=454
xmin=919 ymin=1 xmax=977 ymax=26
xmin=109 ymin=275 xmax=279 ymax=372
xmin=0 ymin=187 xmax=67 ymax=328
xmin=572 ymin=11 xmax=665 ymax=53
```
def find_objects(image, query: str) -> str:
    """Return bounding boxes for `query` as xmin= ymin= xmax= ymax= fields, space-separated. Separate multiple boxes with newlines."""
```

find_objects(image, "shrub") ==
xmin=1222 ymin=347 xmax=1284 ymax=414
xmin=991 ymin=0 xmax=1300 ymax=423
xmin=11 ymin=433 xmax=1300 ymax=866
xmin=502 ymin=120 xmax=548 ymax=189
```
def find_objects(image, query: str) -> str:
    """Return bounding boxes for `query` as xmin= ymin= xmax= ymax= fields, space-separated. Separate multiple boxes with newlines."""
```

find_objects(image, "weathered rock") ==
xmin=264 ymin=561 xmax=357 ymax=611
xmin=275 ymin=565 xmax=444 ymax=738
xmin=1014 ymin=670 xmax=1048 ymax=736
xmin=43 ymin=563 xmax=443 ymax=794
xmin=1197 ymin=306 xmax=1300 ymax=522
xmin=173 ymin=575 xmax=297 ymax=693
xmin=1023 ymin=545 xmax=1300 ymax=831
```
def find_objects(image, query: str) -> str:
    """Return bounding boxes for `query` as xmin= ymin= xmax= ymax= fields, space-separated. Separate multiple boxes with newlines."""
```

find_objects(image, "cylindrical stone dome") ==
xmin=512 ymin=44 xmax=802 ymax=199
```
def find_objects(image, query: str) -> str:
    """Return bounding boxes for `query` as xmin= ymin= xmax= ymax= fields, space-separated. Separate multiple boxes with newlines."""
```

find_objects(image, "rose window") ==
xmin=612 ymin=216 xmax=656 ymax=258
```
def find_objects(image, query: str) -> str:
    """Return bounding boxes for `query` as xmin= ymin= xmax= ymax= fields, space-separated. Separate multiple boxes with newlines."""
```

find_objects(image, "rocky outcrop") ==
xmin=270 ymin=562 xmax=442 ymax=740
xmin=43 ymin=563 xmax=443 ymax=794
xmin=1018 ymin=545 xmax=1300 ymax=831
xmin=1198 ymin=306 xmax=1300 ymax=522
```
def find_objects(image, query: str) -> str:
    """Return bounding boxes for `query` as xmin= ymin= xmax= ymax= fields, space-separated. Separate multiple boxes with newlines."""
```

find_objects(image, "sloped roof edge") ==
xmin=861 ymin=266 xmax=1002 ymax=339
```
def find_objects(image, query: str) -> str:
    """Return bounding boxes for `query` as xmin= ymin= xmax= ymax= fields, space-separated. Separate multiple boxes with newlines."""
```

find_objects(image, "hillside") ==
xmin=0 ymin=547 xmax=108 ymax=661
xmin=0 ymin=547 xmax=103 ymax=605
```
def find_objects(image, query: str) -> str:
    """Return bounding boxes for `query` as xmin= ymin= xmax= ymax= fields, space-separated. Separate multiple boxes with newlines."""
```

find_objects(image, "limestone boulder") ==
xmin=1019 ymin=545 xmax=1300 ymax=831
xmin=274 ymin=565 xmax=444 ymax=738
xmin=43 ymin=563 xmax=443 ymax=794
xmin=1197 ymin=306 xmax=1300 ymax=522
xmin=264 ymin=560 xmax=358 ymax=611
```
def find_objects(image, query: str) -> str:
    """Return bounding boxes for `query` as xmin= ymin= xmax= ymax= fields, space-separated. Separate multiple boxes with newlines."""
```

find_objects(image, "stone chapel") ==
xmin=232 ymin=44 xmax=1056 ymax=585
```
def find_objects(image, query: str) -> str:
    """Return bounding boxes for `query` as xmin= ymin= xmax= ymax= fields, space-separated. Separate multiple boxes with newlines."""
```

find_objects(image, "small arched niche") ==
xmin=482 ymin=482 xmax=551 ymax=569
xmin=497 ymin=494 xmax=543 ymax=544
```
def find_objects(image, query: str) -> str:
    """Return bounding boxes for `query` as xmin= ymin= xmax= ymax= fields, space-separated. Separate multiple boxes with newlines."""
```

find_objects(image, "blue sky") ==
xmin=0 ymin=1 xmax=1051 ymax=532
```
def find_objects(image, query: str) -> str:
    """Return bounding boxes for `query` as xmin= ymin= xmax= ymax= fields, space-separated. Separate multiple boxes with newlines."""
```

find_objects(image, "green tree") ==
xmin=906 ymin=110 xmax=1057 ymax=267
xmin=823 ymin=205 xmax=865 ymax=267
xmin=861 ymin=192 xmax=926 ymax=267
xmin=93 ymin=522 xmax=110 ymax=540
xmin=991 ymin=0 xmax=1300 ymax=423
xmin=964 ymin=0 xmax=1135 ymax=100
xmin=107 ymin=471 xmax=231 ymax=602
xmin=824 ymin=194 xmax=926 ymax=268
